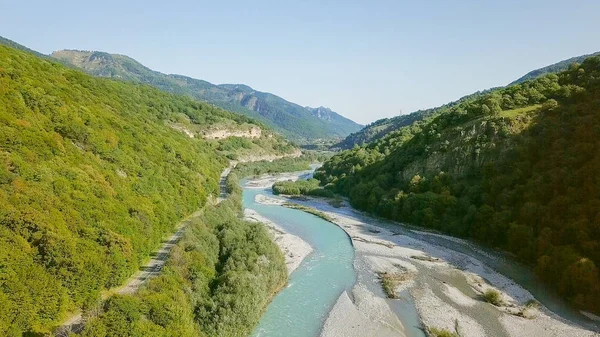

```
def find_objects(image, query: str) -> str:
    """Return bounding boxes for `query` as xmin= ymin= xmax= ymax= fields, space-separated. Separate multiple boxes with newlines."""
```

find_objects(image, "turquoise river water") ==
xmin=245 ymin=184 xmax=356 ymax=337
xmin=243 ymin=173 xmax=599 ymax=337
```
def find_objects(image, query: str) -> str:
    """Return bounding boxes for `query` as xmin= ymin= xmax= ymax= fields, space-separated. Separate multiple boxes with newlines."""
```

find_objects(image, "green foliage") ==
xmin=81 ymin=174 xmax=287 ymax=337
xmin=282 ymin=203 xmax=333 ymax=222
xmin=233 ymin=152 xmax=326 ymax=178
xmin=0 ymin=44 xmax=289 ymax=335
xmin=225 ymin=172 xmax=242 ymax=195
xmin=316 ymin=57 xmax=600 ymax=314
xmin=483 ymin=289 xmax=502 ymax=306
xmin=427 ymin=327 xmax=460 ymax=337
xmin=214 ymin=135 xmax=297 ymax=161
xmin=337 ymin=55 xmax=586 ymax=150
xmin=511 ymin=51 xmax=600 ymax=84
xmin=272 ymin=179 xmax=334 ymax=198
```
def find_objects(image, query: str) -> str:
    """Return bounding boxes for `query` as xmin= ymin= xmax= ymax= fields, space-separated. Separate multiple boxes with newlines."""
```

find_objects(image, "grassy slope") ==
xmin=335 ymin=90 xmax=492 ymax=150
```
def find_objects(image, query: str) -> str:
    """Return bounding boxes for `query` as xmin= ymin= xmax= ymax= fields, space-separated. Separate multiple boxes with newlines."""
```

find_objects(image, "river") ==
xmin=243 ymin=170 xmax=599 ymax=337
xmin=244 ymin=183 xmax=356 ymax=337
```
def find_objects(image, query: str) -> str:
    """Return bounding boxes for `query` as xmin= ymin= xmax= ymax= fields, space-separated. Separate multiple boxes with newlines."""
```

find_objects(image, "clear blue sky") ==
xmin=2 ymin=0 xmax=600 ymax=124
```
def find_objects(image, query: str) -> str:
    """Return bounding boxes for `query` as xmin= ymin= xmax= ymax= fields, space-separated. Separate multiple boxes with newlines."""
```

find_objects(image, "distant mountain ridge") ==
xmin=335 ymin=91 xmax=489 ymax=149
xmin=0 ymin=36 xmax=46 ymax=58
xmin=338 ymin=50 xmax=600 ymax=149
xmin=510 ymin=51 xmax=600 ymax=84
xmin=50 ymin=49 xmax=362 ymax=142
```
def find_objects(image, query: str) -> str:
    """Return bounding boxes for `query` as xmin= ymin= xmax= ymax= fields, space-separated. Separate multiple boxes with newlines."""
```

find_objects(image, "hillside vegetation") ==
xmin=0 ymin=44 xmax=290 ymax=335
xmin=80 ymin=175 xmax=286 ymax=337
xmin=316 ymin=57 xmax=600 ymax=314
xmin=50 ymin=49 xmax=362 ymax=142
xmin=511 ymin=51 xmax=600 ymax=84
xmin=339 ymin=50 xmax=600 ymax=150
xmin=335 ymin=90 xmax=494 ymax=150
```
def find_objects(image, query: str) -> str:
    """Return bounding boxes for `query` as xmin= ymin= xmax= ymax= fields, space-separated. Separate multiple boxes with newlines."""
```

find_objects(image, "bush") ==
xmin=483 ymin=289 xmax=503 ymax=306
xmin=427 ymin=327 xmax=460 ymax=337
xmin=542 ymin=98 xmax=559 ymax=110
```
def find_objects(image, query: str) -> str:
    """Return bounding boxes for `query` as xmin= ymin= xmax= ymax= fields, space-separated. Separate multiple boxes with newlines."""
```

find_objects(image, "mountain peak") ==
xmin=50 ymin=50 xmax=362 ymax=141
xmin=218 ymin=83 xmax=255 ymax=92
xmin=306 ymin=106 xmax=348 ymax=124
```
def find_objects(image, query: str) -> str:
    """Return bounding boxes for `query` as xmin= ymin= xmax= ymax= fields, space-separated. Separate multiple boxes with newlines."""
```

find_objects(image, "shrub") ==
xmin=483 ymin=289 xmax=503 ymax=306
xmin=427 ymin=327 xmax=460 ymax=337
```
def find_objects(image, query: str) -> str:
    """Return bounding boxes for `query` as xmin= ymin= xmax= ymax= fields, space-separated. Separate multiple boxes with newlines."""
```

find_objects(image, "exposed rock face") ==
xmin=202 ymin=126 xmax=262 ymax=140
xmin=398 ymin=118 xmax=520 ymax=181
xmin=170 ymin=124 xmax=195 ymax=138
xmin=309 ymin=106 xmax=335 ymax=121
xmin=240 ymin=95 xmax=259 ymax=111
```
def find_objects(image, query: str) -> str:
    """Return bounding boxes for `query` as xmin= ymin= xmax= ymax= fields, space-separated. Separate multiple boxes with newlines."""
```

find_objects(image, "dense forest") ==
xmin=80 ymin=173 xmax=287 ymax=337
xmin=233 ymin=151 xmax=329 ymax=178
xmin=0 ymin=44 xmax=290 ymax=335
xmin=316 ymin=57 xmax=600 ymax=314
xmin=272 ymin=179 xmax=335 ymax=198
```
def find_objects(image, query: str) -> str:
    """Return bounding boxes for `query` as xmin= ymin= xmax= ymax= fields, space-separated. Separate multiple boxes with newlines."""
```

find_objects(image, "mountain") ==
xmin=335 ymin=110 xmax=432 ymax=149
xmin=50 ymin=50 xmax=362 ymax=142
xmin=0 ymin=43 xmax=293 ymax=335
xmin=338 ymin=51 xmax=600 ymax=150
xmin=0 ymin=36 xmax=46 ymax=58
xmin=335 ymin=90 xmax=491 ymax=150
xmin=316 ymin=57 xmax=600 ymax=315
xmin=511 ymin=51 xmax=600 ymax=84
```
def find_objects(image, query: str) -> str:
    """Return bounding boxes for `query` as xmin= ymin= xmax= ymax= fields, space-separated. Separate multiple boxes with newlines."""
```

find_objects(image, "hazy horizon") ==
xmin=2 ymin=0 xmax=600 ymax=124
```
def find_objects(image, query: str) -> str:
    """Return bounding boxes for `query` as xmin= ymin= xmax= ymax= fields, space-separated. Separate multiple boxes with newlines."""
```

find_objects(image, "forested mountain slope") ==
xmin=0 ymin=36 xmax=47 ymax=58
xmin=0 ymin=44 xmax=289 ymax=335
xmin=50 ymin=49 xmax=362 ymax=142
xmin=511 ymin=51 xmax=600 ymax=84
xmin=335 ymin=90 xmax=497 ymax=150
xmin=316 ymin=57 xmax=600 ymax=314
xmin=340 ymin=51 xmax=600 ymax=150
xmin=78 ymin=178 xmax=287 ymax=337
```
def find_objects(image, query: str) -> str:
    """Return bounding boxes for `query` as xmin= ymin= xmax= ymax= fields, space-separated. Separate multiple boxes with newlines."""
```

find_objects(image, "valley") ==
xmin=240 ymin=169 xmax=599 ymax=337
xmin=50 ymin=50 xmax=362 ymax=142
xmin=0 ymin=42 xmax=298 ymax=336
xmin=316 ymin=57 xmax=600 ymax=318
xmin=1 ymin=5 xmax=600 ymax=336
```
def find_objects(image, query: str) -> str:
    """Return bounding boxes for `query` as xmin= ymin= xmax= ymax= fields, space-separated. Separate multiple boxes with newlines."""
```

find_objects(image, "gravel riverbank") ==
xmin=255 ymin=190 xmax=597 ymax=337
xmin=244 ymin=208 xmax=313 ymax=275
